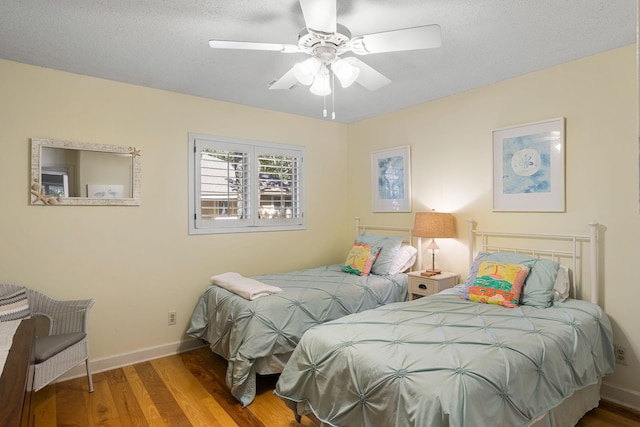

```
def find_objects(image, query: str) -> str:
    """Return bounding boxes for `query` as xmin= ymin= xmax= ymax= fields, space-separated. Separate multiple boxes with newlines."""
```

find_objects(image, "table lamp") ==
xmin=413 ymin=211 xmax=455 ymax=276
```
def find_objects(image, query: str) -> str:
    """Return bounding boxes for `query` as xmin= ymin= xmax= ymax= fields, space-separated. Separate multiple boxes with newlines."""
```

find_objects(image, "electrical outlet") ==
xmin=168 ymin=311 xmax=177 ymax=326
xmin=614 ymin=344 xmax=627 ymax=365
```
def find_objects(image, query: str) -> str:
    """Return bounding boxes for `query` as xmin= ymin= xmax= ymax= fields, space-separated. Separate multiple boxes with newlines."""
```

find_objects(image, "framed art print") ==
xmin=492 ymin=118 xmax=565 ymax=212
xmin=371 ymin=146 xmax=411 ymax=212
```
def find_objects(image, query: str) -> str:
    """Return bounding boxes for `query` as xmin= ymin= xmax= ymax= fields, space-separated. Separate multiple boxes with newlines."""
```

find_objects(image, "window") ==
xmin=188 ymin=133 xmax=305 ymax=234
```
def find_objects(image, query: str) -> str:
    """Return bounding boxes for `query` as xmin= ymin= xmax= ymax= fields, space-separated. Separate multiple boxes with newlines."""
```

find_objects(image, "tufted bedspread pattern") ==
xmin=187 ymin=264 xmax=408 ymax=406
xmin=275 ymin=294 xmax=615 ymax=427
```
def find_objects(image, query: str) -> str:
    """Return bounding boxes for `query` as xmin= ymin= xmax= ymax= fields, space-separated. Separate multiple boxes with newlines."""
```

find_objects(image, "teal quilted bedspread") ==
xmin=275 ymin=294 xmax=615 ymax=426
xmin=187 ymin=264 xmax=408 ymax=406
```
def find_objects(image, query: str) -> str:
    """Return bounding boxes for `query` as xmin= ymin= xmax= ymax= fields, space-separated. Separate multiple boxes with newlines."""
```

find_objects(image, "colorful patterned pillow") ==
xmin=344 ymin=242 xmax=382 ymax=276
xmin=0 ymin=287 xmax=30 ymax=321
xmin=467 ymin=261 xmax=530 ymax=308
xmin=464 ymin=252 xmax=559 ymax=308
xmin=354 ymin=233 xmax=402 ymax=276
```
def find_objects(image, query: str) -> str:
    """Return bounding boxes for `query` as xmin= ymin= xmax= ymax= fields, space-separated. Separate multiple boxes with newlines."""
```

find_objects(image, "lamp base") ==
xmin=421 ymin=270 xmax=441 ymax=277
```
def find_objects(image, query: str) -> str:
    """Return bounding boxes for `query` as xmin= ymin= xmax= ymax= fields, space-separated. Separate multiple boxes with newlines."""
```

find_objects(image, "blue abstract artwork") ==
xmin=502 ymin=132 xmax=555 ymax=194
xmin=377 ymin=156 xmax=404 ymax=200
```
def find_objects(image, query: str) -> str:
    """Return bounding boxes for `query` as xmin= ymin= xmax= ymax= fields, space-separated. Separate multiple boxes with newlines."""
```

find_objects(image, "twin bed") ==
xmin=274 ymin=220 xmax=615 ymax=426
xmin=187 ymin=219 xmax=415 ymax=406
xmin=189 ymin=219 xmax=615 ymax=426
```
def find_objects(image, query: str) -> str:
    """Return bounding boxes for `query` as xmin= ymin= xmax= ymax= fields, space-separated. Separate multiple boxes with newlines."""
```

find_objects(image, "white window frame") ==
xmin=188 ymin=133 xmax=306 ymax=235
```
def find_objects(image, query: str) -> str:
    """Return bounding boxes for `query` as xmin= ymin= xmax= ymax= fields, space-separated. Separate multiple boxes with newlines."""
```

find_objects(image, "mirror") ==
xmin=30 ymin=138 xmax=141 ymax=206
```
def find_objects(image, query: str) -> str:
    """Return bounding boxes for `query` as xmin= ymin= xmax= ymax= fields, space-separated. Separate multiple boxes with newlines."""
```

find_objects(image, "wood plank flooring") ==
xmin=578 ymin=400 xmax=640 ymax=427
xmin=31 ymin=346 xmax=640 ymax=426
xmin=31 ymin=347 xmax=318 ymax=427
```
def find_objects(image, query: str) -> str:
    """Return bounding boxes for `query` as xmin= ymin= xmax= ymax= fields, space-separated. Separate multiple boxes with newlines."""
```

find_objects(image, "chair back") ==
xmin=0 ymin=284 xmax=26 ymax=296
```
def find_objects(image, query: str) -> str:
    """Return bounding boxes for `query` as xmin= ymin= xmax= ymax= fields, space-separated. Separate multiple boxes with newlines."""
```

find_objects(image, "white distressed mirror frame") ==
xmin=30 ymin=138 xmax=142 ymax=206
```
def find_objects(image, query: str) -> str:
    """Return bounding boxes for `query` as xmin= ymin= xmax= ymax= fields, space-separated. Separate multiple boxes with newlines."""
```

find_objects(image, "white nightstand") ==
xmin=407 ymin=271 xmax=460 ymax=300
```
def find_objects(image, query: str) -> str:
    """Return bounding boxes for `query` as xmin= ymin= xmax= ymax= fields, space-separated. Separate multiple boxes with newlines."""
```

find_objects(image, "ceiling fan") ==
xmin=209 ymin=0 xmax=442 ymax=98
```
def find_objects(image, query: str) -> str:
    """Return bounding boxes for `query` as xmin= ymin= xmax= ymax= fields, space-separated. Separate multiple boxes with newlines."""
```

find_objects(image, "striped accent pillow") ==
xmin=0 ymin=288 xmax=30 ymax=321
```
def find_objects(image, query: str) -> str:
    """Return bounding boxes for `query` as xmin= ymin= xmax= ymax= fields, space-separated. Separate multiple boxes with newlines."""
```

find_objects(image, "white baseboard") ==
xmin=601 ymin=381 xmax=640 ymax=412
xmin=55 ymin=338 xmax=207 ymax=384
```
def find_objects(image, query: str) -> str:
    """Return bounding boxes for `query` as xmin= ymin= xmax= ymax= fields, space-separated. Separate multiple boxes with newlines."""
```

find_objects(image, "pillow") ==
xmin=553 ymin=265 xmax=570 ymax=302
xmin=388 ymin=244 xmax=418 ymax=274
xmin=464 ymin=252 xmax=559 ymax=308
xmin=0 ymin=287 xmax=30 ymax=321
xmin=467 ymin=261 xmax=530 ymax=308
xmin=354 ymin=232 xmax=403 ymax=276
xmin=520 ymin=258 xmax=559 ymax=308
xmin=344 ymin=242 xmax=382 ymax=276
xmin=463 ymin=252 xmax=535 ymax=298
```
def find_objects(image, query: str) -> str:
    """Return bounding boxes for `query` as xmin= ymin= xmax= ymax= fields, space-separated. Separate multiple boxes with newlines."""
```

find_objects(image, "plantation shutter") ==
xmin=190 ymin=134 xmax=305 ymax=234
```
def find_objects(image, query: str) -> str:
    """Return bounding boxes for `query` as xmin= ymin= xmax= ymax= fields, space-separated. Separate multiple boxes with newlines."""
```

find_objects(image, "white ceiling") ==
xmin=0 ymin=1 xmax=636 ymax=123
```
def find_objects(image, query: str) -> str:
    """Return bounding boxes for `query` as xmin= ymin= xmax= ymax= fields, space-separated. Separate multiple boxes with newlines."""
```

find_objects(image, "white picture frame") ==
xmin=371 ymin=146 xmax=411 ymax=212
xmin=492 ymin=118 xmax=565 ymax=212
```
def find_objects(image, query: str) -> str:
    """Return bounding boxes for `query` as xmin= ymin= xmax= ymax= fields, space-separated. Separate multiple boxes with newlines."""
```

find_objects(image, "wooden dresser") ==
xmin=0 ymin=318 xmax=35 ymax=427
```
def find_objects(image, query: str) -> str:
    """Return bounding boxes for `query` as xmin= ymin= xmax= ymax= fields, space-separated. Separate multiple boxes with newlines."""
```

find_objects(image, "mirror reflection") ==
xmin=30 ymin=138 xmax=141 ymax=206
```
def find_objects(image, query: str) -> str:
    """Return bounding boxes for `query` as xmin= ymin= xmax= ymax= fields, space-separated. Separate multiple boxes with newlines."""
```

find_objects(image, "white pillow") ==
xmin=388 ymin=245 xmax=417 ymax=274
xmin=553 ymin=265 xmax=570 ymax=302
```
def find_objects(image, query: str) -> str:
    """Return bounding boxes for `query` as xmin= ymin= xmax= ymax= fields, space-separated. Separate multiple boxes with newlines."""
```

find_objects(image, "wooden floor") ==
xmin=31 ymin=347 xmax=640 ymax=427
xmin=31 ymin=347 xmax=318 ymax=427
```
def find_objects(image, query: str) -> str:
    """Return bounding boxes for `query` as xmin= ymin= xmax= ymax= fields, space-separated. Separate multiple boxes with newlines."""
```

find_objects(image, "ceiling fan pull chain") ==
xmin=322 ymin=93 xmax=327 ymax=118
xmin=331 ymin=70 xmax=336 ymax=120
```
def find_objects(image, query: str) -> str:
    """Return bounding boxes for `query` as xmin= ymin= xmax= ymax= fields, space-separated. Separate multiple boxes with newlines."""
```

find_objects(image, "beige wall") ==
xmin=1 ymin=44 xmax=638 ymax=407
xmin=0 ymin=58 xmax=350 ymax=362
xmin=348 ymin=45 xmax=639 ymax=406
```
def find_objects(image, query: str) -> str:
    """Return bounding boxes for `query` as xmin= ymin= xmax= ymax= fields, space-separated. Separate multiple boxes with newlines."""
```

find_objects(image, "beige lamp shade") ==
xmin=413 ymin=212 xmax=455 ymax=239
xmin=413 ymin=211 xmax=455 ymax=274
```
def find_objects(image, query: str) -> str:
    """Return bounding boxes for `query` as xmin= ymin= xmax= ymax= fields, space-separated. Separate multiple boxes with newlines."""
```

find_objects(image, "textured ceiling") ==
xmin=0 ymin=1 xmax=636 ymax=123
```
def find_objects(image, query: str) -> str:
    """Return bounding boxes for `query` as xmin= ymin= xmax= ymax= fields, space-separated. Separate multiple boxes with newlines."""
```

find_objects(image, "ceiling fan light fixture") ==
xmin=293 ymin=57 xmax=321 ymax=86
xmin=332 ymin=57 xmax=360 ymax=88
xmin=309 ymin=66 xmax=331 ymax=96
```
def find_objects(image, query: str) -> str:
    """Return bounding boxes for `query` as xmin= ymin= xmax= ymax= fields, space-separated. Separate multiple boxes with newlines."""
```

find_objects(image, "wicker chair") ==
xmin=0 ymin=284 xmax=94 ymax=392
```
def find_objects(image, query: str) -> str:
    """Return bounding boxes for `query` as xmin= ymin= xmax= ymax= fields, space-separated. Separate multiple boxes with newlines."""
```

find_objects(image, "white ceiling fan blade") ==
xmin=346 ymin=58 xmax=391 ymax=91
xmin=269 ymin=66 xmax=299 ymax=90
xmin=352 ymin=25 xmax=442 ymax=55
xmin=209 ymin=40 xmax=300 ymax=53
xmin=299 ymin=0 xmax=336 ymax=34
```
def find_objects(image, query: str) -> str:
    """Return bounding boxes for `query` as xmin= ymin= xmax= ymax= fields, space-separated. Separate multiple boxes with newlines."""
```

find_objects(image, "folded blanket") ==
xmin=210 ymin=272 xmax=283 ymax=300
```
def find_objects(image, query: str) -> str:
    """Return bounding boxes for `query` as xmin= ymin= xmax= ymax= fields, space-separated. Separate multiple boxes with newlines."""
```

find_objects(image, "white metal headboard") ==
xmin=354 ymin=217 xmax=413 ymax=246
xmin=466 ymin=219 xmax=599 ymax=305
xmin=354 ymin=217 xmax=417 ymax=272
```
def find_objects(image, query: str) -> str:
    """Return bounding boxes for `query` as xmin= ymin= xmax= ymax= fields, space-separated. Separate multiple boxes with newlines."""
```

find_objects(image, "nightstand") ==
xmin=407 ymin=271 xmax=459 ymax=300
